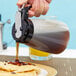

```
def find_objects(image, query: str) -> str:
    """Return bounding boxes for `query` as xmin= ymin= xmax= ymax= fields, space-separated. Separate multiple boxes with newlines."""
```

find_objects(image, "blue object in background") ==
xmin=0 ymin=0 xmax=76 ymax=49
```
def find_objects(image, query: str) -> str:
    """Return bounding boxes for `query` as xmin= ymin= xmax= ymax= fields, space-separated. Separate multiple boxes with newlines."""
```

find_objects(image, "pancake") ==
xmin=0 ymin=61 xmax=40 ymax=76
xmin=0 ymin=71 xmax=37 ymax=76
xmin=0 ymin=61 xmax=57 ymax=76
xmin=0 ymin=62 xmax=40 ymax=73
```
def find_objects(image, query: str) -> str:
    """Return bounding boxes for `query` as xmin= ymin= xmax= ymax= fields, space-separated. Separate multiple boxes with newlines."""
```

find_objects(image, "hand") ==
xmin=17 ymin=0 xmax=52 ymax=17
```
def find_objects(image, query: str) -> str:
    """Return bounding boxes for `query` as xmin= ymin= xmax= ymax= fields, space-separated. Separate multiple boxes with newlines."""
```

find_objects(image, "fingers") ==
xmin=46 ymin=0 xmax=52 ymax=3
xmin=30 ymin=0 xmax=40 ymax=17
xmin=17 ymin=0 xmax=28 ymax=6
xmin=39 ymin=0 xmax=45 ymax=15
xmin=28 ymin=0 xmax=34 ymax=4
xmin=17 ymin=0 xmax=51 ymax=17
xmin=28 ymin=10 xmax=35 ymax=17
xmin=31 ymin=0 xmax=45 ymax=17
xmin=42 ymin=1 xmax=49 ymax=15
xmin=34 ymin=0 xmax=49 ymax=17
xmin=35 ymin=0 xmax=42 ymax=17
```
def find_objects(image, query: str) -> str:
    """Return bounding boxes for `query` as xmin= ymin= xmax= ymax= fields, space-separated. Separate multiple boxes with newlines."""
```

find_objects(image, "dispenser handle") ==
xmin=21 ymin=5 xmax=32 ymax=20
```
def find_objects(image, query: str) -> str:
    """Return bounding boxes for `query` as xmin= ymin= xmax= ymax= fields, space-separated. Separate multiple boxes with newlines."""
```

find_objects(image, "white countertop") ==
xmin=0 ymin=47 xmax=76 ymax=58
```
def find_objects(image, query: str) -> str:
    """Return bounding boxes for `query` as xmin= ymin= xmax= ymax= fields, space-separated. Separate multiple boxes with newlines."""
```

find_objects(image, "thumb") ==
xmin=17 ymin=0 xmax=28 ymax=6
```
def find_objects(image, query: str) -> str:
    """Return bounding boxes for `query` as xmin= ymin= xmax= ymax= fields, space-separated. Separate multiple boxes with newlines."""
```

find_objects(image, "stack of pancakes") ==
xmin=0 ymin=62 xmax=40 ymax=76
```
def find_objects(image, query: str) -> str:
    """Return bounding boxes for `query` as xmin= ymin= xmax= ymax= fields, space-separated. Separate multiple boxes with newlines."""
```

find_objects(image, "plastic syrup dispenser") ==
xmin=12 ymin=6 xmax=70 ymax=54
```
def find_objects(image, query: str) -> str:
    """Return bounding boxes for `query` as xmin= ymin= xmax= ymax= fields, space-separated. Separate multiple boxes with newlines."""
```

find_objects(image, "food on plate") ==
xmin=0 ymin=61 xmax=40 ymax=76
xmin=0 ymin=61 xmax=57 ymax=76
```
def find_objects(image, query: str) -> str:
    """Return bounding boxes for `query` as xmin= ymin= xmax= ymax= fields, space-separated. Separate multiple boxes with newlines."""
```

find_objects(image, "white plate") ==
xmin=38 ymin=68 xmax=48 ymax=76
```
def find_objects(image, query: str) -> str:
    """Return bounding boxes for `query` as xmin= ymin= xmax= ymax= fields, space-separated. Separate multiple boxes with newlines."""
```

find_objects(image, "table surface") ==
xmin=0 ymin=47 xmax=76 ymax=58
xmin=0 ymin=55 xmax=76 ymax=76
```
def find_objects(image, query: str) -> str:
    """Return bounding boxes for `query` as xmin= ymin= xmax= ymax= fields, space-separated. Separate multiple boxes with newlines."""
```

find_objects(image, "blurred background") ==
xmin=0 ymin=0 xmax=76 ymax=49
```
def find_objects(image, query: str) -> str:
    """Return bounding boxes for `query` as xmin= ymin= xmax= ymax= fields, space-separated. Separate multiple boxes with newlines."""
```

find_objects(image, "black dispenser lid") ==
xmin=12 ymin=6 xmax=34 ymax=43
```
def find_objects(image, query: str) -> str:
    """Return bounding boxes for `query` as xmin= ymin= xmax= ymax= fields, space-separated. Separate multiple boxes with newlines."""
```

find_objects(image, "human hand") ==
xmin=17 ymin=0 xmax=52 ymax=17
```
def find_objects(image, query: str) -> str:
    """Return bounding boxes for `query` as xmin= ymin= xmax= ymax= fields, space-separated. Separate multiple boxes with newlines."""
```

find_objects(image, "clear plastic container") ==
xmin=29 ymin=16 xmax=69 ymax=60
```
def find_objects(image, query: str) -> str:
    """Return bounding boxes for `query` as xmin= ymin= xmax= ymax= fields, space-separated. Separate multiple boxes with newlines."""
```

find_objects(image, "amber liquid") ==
xmin=16 ymin=42 xmax=19 ymax=61
xmin=8 ymin=42 xmax=33 ymax=66
xmin=28 ymin=31 xmax=69 ymax=54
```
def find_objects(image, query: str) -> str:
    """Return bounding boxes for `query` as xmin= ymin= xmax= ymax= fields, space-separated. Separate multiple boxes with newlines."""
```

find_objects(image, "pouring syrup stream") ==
xmin=15 ymin=42 xmax=19 ymax=61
